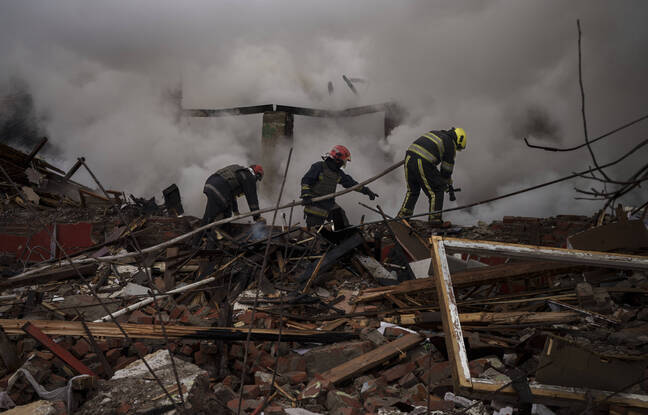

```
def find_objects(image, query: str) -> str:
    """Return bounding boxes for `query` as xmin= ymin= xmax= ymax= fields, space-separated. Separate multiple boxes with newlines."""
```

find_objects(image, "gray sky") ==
xmin=1 ymin=1 xmax=647 ymax=223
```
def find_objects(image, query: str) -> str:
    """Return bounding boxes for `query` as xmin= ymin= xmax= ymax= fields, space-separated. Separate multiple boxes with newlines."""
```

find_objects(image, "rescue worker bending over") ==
xmin=193 ymin=164 xmax=265 ymax=246
xmin=301 ymin=145 xmax=379 ymax=230
xmin=398 ymin=127 xmax=466 ymax=226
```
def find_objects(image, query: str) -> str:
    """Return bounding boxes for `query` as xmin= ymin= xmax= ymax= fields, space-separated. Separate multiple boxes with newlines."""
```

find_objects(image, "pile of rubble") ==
xmin=1 ymin=141 xmax=648 ymax=414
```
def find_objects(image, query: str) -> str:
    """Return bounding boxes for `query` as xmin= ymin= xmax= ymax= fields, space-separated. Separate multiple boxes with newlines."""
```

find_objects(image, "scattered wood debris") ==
xmin=1 ymin=141 xmax=648 ymax=414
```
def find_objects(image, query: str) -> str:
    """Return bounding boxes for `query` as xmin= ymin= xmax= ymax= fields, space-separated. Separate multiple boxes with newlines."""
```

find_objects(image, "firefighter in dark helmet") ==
xmin=301 ymin=145 xmax=378 ymax=229
xmin=193 ymin=164 xmax=265 ymax=246
xmin=398 ymin=127 xmax=466 ymax=226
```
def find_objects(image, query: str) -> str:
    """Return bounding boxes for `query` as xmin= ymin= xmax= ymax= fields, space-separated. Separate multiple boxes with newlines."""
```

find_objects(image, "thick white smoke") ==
xmin=0 ymin=1 xmax=646 ymax=225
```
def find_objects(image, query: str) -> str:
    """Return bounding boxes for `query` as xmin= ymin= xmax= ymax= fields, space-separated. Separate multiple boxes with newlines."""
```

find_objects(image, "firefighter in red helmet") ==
xmin=193 ymin=164 xmax=264 ymax=247
xmin=300 ymin=145 xmax=378 ymax=229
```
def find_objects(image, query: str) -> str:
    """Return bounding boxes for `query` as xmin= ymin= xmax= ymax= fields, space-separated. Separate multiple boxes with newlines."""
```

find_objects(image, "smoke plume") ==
xmin=0 ymin=1 xmax=646 ymax=224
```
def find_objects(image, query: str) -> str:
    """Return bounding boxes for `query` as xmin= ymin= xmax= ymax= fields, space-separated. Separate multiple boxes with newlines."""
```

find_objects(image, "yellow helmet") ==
xmin=453 ymin=127 xmax=467 ymax=151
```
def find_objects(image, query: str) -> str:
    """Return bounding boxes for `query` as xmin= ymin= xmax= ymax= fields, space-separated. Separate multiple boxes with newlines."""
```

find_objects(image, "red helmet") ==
xmin=250 ymin=164 xmax=264 ymax=181
xmin=328 ymin=145 xmax=351 ymax=162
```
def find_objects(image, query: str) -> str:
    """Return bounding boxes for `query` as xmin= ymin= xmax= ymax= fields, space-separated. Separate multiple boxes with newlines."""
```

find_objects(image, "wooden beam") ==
xmin=471 ymin=379 xmax=648 ymax=408
xmin=1 ymin=263 xmax=98 ymax=288
xmin=319 ymin=333 xmax=422 ymax=385
xmin=387 ymin=219 xmax=430 ymax=261
xmin=22 ymin=322 xmax=96 ymax=376
xmin=0 ymin=319 xmax=356 ymax=343
xmin=24 ymin=137 xmax=48 ymax=165
xmin=430 ymin=236 xmax=472 ymax=389
xmin=420 ymin=311 xmax=580 ymax=325
xmin=182 ymin=104 xmax=274 ymax=117
xmin=354 ymin=261 xmax=579 ymax=303
xmin=442 ymin=237 xmax=648 ymax=271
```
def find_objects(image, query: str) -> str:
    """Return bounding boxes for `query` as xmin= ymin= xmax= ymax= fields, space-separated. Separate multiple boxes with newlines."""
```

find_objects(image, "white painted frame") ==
xmin=429 ymin=236 xmax=648 ymax=408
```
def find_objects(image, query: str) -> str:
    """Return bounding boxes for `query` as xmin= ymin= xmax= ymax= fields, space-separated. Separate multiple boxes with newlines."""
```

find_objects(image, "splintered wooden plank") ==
xmin=442 ymin=237 xmax=648 ymax=271
xmin=387 ymin=220 xmax=430 ymax=261
xmin=320 ymin=333 xmax=422 ymax=385
xmin=430 ymin=236 xmax=472 ymax=390
xmin=354 ymin=261 xmax=579 ymax=303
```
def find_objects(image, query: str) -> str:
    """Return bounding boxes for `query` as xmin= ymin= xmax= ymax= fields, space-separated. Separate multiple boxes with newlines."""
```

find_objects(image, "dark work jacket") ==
xmin=301 ymin=158 xmax=358 ymax=217
xmin=407 ymin=129 xmax=456 ymax=179
xmin=207 ymin=165 xmax=260 ymax=217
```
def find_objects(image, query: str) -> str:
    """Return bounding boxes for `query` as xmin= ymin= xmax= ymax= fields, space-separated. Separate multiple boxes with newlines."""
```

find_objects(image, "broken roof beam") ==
xmin=276 ymin=103 xmax=392 ymax=118
xmin=24 ymin=137 xmax=48 ymax=165
xmin=64 ymin=157 xmax=85 ymax=180
xmin=442 ymin=237 xmax=648 ymax=271
xmin=182 ymin=104 xmax=274 ymax=117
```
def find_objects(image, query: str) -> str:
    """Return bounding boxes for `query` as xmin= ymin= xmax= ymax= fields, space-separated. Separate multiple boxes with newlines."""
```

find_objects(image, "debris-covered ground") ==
xmin=1 ymin=141 xmax=648 ymax=415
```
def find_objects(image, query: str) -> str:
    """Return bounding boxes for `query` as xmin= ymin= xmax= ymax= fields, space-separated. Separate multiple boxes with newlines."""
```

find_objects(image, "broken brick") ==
xmin=243 ymin=384 xmax=261 ymax=398
xmin=381 ymin=361 xmax=415 ymax=382
xmin=71 ymin=339 xmax=91 ymax=358
xmin=326 ymin=389 xmax=362 ymax=412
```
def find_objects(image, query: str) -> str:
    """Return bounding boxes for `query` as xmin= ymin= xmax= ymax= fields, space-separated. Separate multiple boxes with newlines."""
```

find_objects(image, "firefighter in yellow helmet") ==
xmin=398 ymin=127 xmax=466 ymax=226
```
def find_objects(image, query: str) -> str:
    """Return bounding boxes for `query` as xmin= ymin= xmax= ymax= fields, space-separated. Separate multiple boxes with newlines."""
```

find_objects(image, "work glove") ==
xmin=362 ymin=187 xmax=379 ymax=201
xmin=302 ymin=196 xmax=313 ymax=206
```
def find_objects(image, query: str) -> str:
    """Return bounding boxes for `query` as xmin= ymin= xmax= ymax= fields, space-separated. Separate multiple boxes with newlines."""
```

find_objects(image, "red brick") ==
xmin=114 ymin=356 xmax=138 ymax=370
xmin=420 ymin=361 xmax=451 ymax=385
xmin=95 ymin=340 xmax=109 ymax=352
xmin=117 ymin=401 xmax=131 ymax=414
xmin=284 ymin=371 xmax=308 ymax=385
xmin=128 ymin=310 xmax=148 ymax=324
xmin=381 ymin=362 xmax=415 ymax=382
xmin=227 ymin=398 xmax=261 ymax=412
xmin=277 ymin=355 xmax=306 ymax=373
xmin=265 ymin=405 xmax=285 ymax=415
xmin=179 ymin=310 xmax=191 ymax=323
xmin=132 ymin=342 xmax=149 ymax=357
xmin=327 ymin=389 xmax=362 ymax=412
xmin=403 ymin=383 xmax=428 ymax=404
xmin=399 ymin=372 xmax=419 ymax=388
xmin=48 ymin=373 xmax=67 ymax=387
xmin=364 ymin=396 xmax=398 ymax=413
xmin=180 ymin=344 xmax=194 ymax=356
xmin=243 ymin=384 xmax=261 ymax=398
xmin=105 ymin=348 xmax=122 ymax=364
xmin=117 ymin=402 xmax=132 ymax=414
xmin=229 ymin=344 xmax=243 ymax=359
xmin=137 ymin=315 xmax=154 ymax=324
xmin=383 ymin=326 xmax=409 ymax=338
xmin=107 ymin=338 xmax=124 ymax=349
xmin=194 ymin=306 xmax=211 ymax=317
xmin=222 ymin=375 xmax=235 ymax=388
xmin=194 ymin=350 xmax=208 ymax=365
xmin=51 ymin=401 xmax=67 ymax=415
xmin=170 ymin=305 xmax=187 ymax=320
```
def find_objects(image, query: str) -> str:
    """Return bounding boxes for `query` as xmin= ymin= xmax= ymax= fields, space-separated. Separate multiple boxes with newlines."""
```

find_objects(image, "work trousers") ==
xmin=305 ymin=204 xmax=349 ymax=230
xmin=192 ymin=176 xmax=232 ymax=248
xmin=398 ymin=153 xmax=446 ymax=222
